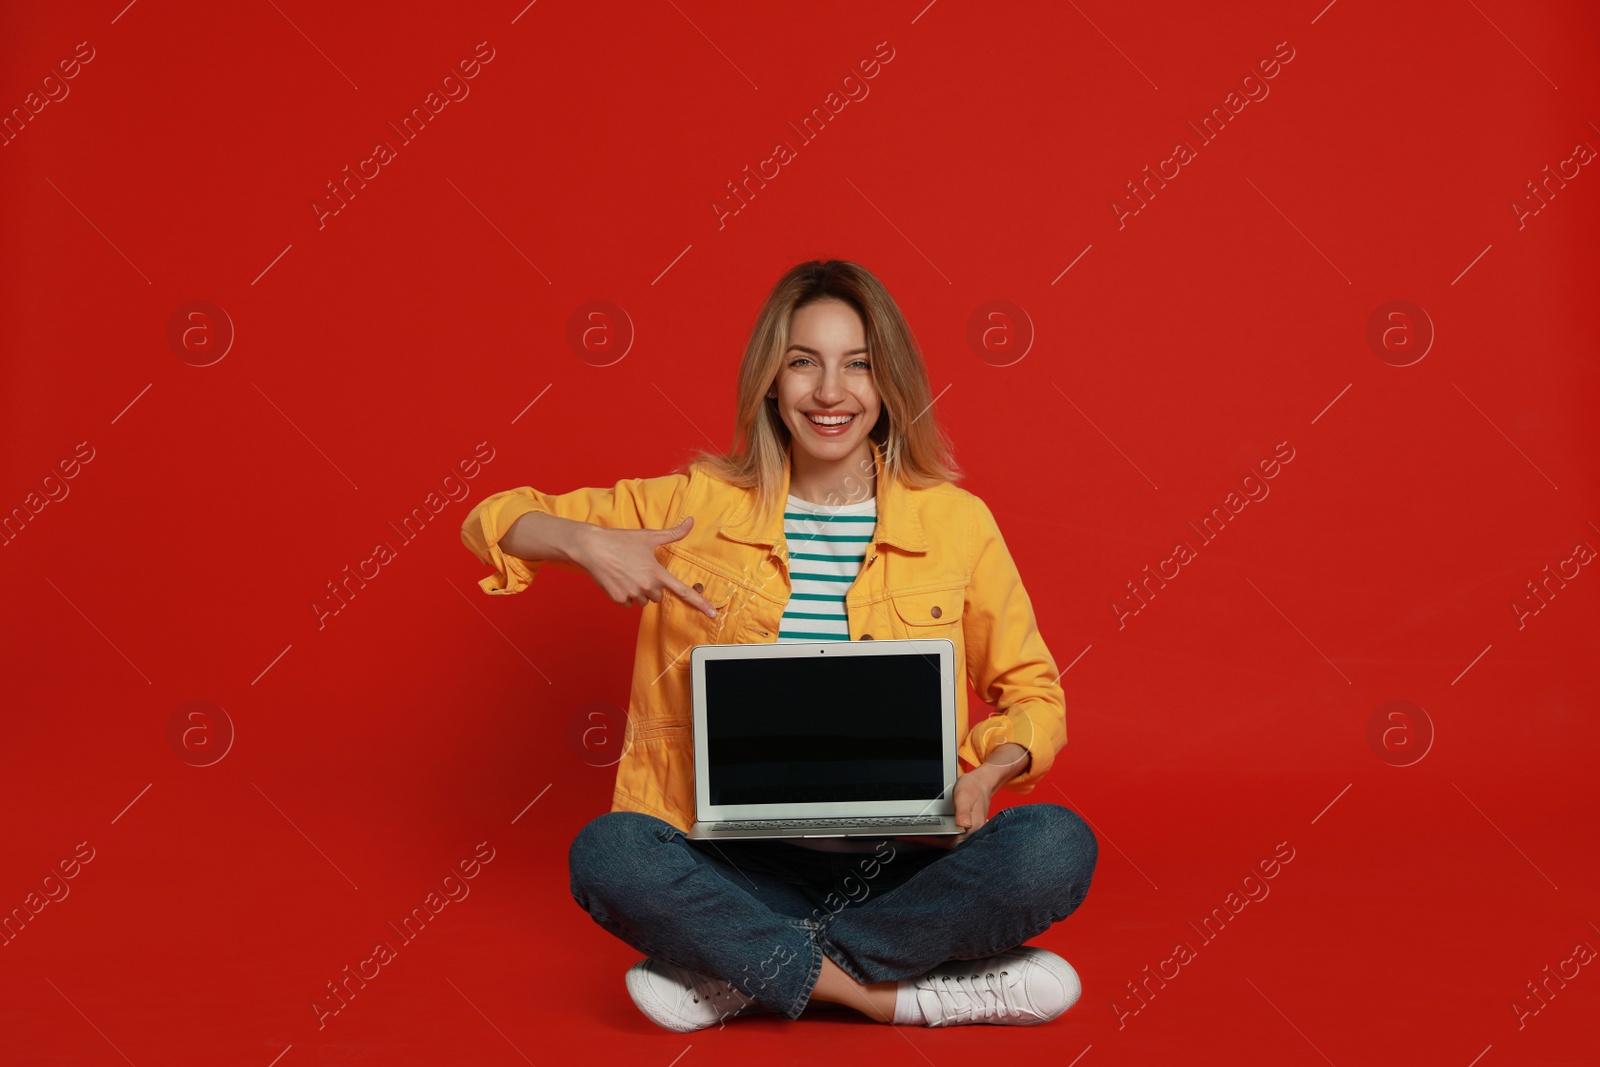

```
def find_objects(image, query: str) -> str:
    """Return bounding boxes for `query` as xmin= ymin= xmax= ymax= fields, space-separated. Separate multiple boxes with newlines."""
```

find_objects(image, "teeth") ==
xmin=808 ymin=414 xmax=854 ymax=426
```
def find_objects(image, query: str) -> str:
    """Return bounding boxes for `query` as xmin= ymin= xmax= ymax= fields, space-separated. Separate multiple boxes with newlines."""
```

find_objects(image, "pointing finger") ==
xmin=662 ymin=571 xmax=717 ymax=618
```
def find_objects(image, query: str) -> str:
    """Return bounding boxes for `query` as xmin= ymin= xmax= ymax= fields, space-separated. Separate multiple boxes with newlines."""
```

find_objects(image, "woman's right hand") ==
xmin=576 ymin=515 xmax=718 ymax=617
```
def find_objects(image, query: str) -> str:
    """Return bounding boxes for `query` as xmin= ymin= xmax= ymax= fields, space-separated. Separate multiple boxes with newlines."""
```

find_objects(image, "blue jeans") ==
xmin=568 ymin=803 xmax=1098 ymax=1020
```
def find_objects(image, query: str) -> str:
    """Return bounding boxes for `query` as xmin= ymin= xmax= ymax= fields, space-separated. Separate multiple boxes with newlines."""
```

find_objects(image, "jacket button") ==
xmin=692 ymin=582 xmax=704 ymax=593
xmin=930 ymin=605 xmax=942 ymax=619
xmin=860 ymin=633 xmax=874 ymax=640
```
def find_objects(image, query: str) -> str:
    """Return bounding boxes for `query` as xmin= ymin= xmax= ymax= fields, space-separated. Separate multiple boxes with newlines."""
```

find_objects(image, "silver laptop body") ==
xmin=685 ymin=638 xmax=964 ymax=841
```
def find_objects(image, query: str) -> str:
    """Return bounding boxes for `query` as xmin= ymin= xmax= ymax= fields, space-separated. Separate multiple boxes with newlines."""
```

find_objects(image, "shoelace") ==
xmin=921 ymin=966 xmax=1021 ymax=1023
xmin=684 ymin=969 xmax=755 ymax=1012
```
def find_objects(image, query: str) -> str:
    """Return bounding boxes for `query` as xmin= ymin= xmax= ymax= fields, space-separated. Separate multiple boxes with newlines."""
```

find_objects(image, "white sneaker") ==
xmin=624 ymin=957 xmax=767 ymax=1032
xmin=912 ymin=947 xmax=1081 ymax=1026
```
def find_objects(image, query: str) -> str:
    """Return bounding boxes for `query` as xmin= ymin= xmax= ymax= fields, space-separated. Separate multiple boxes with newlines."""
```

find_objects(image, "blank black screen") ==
xmin=704 ymin=651 xmax=946 ymax=806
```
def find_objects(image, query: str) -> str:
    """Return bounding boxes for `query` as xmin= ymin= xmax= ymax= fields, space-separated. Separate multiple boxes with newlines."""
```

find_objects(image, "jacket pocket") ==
xmin=658 ymin=553 xmax=757 ymax=668
xmin=613 ymin=722 xmax=696 ymax=830
xmin=888 ymin=584 xmax=966 ymax=638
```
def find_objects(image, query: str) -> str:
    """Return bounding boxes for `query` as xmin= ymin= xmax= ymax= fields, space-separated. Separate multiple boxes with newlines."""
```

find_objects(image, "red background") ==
xmin=3 ymin=1 xmax=1597 ymax=1064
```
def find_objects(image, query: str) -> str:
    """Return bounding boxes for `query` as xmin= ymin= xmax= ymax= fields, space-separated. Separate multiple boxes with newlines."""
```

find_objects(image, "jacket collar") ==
xmin=721 ymin=438 xmax=929 ymax=555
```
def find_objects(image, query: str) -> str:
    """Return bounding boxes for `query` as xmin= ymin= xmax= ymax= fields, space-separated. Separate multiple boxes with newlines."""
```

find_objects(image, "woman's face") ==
xmin=770 ymin=298 xmax=883 ymax=475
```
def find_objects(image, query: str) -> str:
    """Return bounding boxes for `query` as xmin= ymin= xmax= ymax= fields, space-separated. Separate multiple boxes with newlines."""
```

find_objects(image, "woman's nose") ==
xmin=815 ymin=374 xmax=846 ymax=403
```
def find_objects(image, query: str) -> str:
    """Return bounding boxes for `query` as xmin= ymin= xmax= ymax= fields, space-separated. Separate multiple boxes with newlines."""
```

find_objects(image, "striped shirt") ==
xmin=776 ymin=492 xmax=876 ymax=642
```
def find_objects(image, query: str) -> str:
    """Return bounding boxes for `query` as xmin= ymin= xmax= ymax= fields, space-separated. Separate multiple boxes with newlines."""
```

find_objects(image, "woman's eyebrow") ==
xmin=785 ymin=343 xmax=870 ymax=355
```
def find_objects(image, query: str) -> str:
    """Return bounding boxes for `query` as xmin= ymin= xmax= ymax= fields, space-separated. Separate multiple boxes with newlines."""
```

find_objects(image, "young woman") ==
xmin=461 ymin=260 xmax=1097 ymax=1031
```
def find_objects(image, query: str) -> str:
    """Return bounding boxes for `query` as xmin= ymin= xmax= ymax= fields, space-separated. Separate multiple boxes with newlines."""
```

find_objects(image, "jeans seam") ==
xmin=783 ymin=918 xmax=824 ymax=1020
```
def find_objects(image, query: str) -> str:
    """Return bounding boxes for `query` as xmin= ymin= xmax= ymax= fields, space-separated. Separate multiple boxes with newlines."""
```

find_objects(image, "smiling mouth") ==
xmin=806 ymin=413 xmax=856 ymax=426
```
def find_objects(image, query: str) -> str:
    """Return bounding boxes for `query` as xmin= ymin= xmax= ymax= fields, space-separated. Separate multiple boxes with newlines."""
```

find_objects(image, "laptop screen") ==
xmin=703 ymin=650 xmax=946 ymax=806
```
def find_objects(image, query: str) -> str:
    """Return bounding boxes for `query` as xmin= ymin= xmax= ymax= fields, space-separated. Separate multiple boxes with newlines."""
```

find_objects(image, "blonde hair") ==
xmin=678 ymin=259 xmax=962 ymax=526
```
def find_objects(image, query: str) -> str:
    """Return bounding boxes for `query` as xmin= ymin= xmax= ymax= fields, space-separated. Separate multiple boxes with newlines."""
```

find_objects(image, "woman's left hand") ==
xmin=896 ymin=766 xmax=1001 ymax=850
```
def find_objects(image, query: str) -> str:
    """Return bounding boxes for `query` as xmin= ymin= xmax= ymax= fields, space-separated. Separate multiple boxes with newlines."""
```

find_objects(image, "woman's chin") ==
xmin=791 ymin=431 xmax=859 ymax=459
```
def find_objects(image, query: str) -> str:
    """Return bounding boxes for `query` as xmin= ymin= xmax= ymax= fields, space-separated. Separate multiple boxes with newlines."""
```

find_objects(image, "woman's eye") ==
xmin=786 ymin=357 xmax=870 ymax=369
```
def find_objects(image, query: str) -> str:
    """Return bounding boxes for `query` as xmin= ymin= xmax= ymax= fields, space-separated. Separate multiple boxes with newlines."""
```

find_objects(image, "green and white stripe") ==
xmin=777 ymin=493 xmax=876 ymax=642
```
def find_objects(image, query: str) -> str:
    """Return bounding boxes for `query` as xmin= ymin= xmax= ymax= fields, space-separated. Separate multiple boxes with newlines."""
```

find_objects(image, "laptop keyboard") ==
xmin=708 ymin=816 xmax=945 ymax=831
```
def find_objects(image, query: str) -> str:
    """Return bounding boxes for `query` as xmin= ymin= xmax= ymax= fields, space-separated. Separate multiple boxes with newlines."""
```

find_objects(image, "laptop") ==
xmin=685 ymin=638 xmax=965 ymax=841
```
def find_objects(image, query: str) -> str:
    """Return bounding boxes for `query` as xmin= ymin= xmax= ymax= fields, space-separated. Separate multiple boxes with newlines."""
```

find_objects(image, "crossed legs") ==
xmin=569 ymin=804 xmax=1098 ymax=1022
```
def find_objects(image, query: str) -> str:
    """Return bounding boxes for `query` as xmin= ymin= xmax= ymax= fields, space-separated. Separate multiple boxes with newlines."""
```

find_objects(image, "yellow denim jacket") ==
xmin=460 ymin=440 xmax=1068 ymax=834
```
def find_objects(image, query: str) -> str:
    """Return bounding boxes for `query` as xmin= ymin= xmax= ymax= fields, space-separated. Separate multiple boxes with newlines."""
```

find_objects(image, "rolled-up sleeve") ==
xmin=460 ymin=473 xmax=690 ymax=596
xmin=957 ymin=496 xmax=1069 ymax=792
